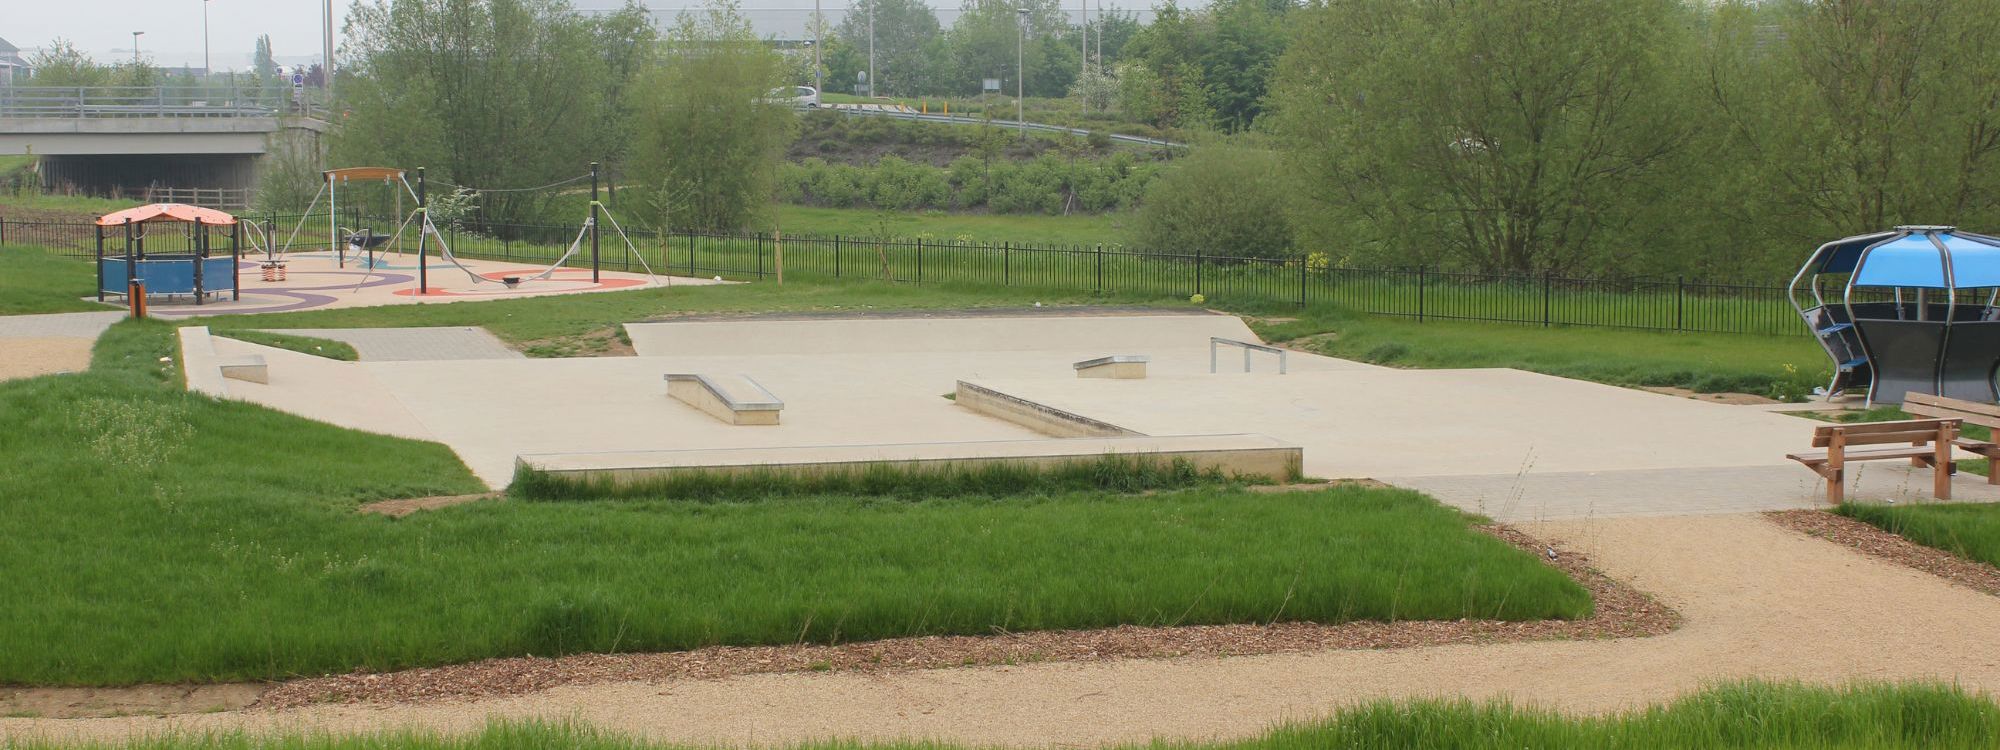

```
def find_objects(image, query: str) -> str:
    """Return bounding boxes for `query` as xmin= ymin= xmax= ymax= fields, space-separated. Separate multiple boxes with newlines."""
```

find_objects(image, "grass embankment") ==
xmin=1251 ymin=309 xmax=1826 ymax=397
xmin=0 ymin=192 xmax=141 ymax=216
xmin=0 ymin=245 xmax=104 ymax=315
xmin=211 ymin=330 xmax=359 ymax=361
xmin=0 ymin=320 xmax=1584 ymax=685
xmin=14 ymin=682 xmax=1998 ymax=749
xmin=1839 ymin=502 xmax=2000 ymax=569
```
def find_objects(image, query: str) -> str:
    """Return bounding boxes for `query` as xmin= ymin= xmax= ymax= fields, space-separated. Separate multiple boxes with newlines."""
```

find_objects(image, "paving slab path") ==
xmin=0 ymin=311 xmax=123 ymax=381
xmin=8 ymin=513 xmax=2000 ymax=747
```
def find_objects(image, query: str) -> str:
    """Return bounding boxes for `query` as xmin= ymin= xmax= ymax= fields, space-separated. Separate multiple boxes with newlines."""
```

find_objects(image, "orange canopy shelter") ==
xmin=95 ymin=203 xmax=239 ymax=227
xmin=324 ymin=166 xmax=405 ymax=181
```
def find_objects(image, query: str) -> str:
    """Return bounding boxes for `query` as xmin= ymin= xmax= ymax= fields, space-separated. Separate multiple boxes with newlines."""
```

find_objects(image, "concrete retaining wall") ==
xmin=954 ymin=380 xmax=1141 ymax=438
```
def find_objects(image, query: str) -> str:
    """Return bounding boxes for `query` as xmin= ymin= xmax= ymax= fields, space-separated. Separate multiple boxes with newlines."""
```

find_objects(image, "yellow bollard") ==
xmin=921 ymin=100 xmax=928 ymax=114
xmin=943 ymin=100 xmax=949 ymax=117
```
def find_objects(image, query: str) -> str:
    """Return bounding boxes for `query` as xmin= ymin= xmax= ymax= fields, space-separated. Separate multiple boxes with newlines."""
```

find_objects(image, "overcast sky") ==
xmin=5 ymin=0 xmax=1177 ymax=72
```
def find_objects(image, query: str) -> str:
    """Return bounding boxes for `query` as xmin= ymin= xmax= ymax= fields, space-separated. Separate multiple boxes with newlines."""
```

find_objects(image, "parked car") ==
xmin=765 ymin=86 xmax=820 ymax=109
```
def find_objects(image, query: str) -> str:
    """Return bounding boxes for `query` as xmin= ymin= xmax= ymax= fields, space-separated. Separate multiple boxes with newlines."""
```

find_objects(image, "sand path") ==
xmin=7 ymin=512 xmax=2000 ymax=746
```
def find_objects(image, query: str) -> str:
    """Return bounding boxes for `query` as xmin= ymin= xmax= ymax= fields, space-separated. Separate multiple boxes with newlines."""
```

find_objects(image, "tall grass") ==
xmin=511 ymin=455 xmax=1235 ymax=502
xmin=0 ymin=321 xmax=1585 ymax=685
xmin=12 ymin=682 xmax=1995 ymax=749
xmin=1838 ymin=503 xmax=2000 ymax=568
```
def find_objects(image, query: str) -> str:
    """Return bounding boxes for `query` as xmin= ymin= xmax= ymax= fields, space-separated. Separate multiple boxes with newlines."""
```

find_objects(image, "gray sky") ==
xmin=4 ymin=0 xmax=1173 ymax=72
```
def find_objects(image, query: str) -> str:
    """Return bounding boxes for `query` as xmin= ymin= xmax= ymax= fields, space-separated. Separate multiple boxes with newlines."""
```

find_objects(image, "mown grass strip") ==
xmin=511 ymin=455 xmax=1233 ymax=502
xmin=12 ymin=681 xmax=1997 ymax=749
xmin=211 ymin=330 xmax=360 ymax=361
xmin=1838 ymin=502 xmax=2000 ymax=569
xmin=0 ymin=245 xmax=104 ymax=315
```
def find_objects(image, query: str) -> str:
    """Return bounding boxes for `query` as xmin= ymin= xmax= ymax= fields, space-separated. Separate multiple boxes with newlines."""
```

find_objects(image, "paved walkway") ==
xmin=264 ymin=327 xmax=523 ymax=361
xmin=1386 ymin=464 xmax=2000 ymax=523
xmin=0 ymin=311 xmax=122 ymax=339
xmin=11 ymin=514 xmax=2000 ymax=746
xmin=0 ymin=311 xmax=124 ymax=381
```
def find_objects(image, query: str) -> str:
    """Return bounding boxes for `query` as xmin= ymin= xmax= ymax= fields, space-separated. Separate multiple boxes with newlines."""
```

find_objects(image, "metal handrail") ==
xmin=0 ymin=85 xmax=322 ymax=119
xmin=1210 ymin=337 xmax=1287 ymax=374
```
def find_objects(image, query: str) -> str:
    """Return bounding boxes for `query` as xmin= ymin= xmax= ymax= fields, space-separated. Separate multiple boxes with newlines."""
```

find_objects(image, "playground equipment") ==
xmin=272 ymin=163 xmax=660 ymax=294
xmin=94 ymin=203 xmax=241 ymax=307
xmin=1790 ymin=225 xmax=2000 ymax=405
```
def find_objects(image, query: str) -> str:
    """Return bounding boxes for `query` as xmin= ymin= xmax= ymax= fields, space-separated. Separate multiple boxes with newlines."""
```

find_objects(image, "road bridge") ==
xmin=0 ymin=86 xmax=328 ymax=208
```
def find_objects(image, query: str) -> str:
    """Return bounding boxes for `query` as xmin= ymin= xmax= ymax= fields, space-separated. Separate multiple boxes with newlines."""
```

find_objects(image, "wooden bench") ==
xmin=1787 ymin=418 xmax=1959 ymax=503
xmin=1901 ymin=392 xmax=2000 ymax=485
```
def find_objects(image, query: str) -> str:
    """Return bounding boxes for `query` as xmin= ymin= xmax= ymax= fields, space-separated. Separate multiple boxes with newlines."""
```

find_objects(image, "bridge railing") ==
xmin=0 ymin=86 xmax=312 ymax=118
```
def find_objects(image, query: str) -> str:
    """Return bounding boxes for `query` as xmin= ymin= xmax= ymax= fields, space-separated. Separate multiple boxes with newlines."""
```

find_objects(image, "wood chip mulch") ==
xmin=254 ymin=524 xmax=1680 ymax=709
xmin=1764 ymin=509 xmax=2000 ymax=598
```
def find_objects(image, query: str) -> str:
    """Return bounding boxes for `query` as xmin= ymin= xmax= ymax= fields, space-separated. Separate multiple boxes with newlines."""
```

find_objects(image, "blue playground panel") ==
xmin=101 ymin=256 xmax=237 ymax=297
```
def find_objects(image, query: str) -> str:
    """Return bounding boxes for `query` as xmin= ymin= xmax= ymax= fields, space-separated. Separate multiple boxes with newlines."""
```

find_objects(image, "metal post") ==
xmin=590 ymin=161 xmax=601 ymax=283
xmin=1417 ymin=265 xmax=1426 ymax=322
xmin=835 ymin=234 xmax=842 ymax=277
xmin=1677 ymin=276 xmax=1685 ymax=331
xmin=193 ymin=217 xmax=204 ymax=305
xmin=1195 ymin=247 xmax=1204 ymax=296
xmin=231 ymin=221 xmax=240 ymax=300
xmin=814 ymin=0 xmax=823 ymax=98
xmin=95 ymin=225 xmax=104 ymax=301
xmin=416 ymin=167 xmax=428 ymax=294
xmin=1543 ymin=272 xmax=1551 ymax=327
xmin=916 ymin=237 xmax=924 ymax=283
xmin=868 ymin=2 xmax=875 ymax=97
xmin=757 ymin=233 xmax=765 ymax=279
xmin=1004 ymin=242 xmax=1011 ymax=285
xmin=1017 ymin=8 xmax=1028 ymax=138
xmin=1299 ymin=257 xmax=1307 ymax=307
xmin=1096 ymin=243 xmax=1104 ymax=290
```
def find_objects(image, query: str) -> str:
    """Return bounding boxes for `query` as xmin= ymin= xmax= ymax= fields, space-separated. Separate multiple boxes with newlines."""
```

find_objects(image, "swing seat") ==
xmin=502 ymin=277 xmax=523 ymax=287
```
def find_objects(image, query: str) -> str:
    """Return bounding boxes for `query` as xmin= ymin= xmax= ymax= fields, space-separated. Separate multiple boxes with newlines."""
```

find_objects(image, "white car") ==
xmin=766 ymin=86 xmax=820 ymax=109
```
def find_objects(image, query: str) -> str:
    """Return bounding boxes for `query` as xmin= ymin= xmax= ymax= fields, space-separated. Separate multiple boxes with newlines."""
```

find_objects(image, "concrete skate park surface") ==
xmin=183 ymin=311 xmax=1995 ymax=514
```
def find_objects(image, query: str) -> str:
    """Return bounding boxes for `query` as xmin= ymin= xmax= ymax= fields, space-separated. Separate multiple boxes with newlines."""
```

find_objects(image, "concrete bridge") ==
xmin=0 ymin=86 xmax=329 ymax=208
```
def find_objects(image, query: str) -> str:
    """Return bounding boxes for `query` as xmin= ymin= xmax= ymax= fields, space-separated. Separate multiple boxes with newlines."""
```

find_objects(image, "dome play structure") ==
xmin=1791 ymin=225 xmax=2000 ymax=406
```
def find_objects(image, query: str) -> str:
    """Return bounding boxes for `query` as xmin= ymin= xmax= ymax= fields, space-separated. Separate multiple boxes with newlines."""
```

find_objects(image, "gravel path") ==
xmin=0 ymin=311 xmax=123 ymax=382
xmin=9 ymin=513 xmax=2000 ymax=746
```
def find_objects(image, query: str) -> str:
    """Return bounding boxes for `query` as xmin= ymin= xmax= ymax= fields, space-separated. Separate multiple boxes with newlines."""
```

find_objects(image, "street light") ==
xmin=813 ymin=0 xmax=822 ymax=98
xmin=130 ymin=31 xmax=145 ymax=65
xmin=202 ymin=0 xmax=212 ymax=79
xmin=1017 ymin=7 xmax=1028 ymax=138
xmin=867 ymin=1 xmax=875 ymax=98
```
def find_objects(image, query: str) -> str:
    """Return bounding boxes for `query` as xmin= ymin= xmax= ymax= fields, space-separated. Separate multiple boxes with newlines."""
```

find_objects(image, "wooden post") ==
xmin=1936 ymin=421 xmax=1955 ymax=500
xmin=1826 ymin=429 xmax=1845 ymax=504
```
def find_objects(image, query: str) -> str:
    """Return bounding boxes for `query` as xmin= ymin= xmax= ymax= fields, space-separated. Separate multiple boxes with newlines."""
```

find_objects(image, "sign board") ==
xmin=292 ymin=71 xmax=305 ymax=101
xmin=982 ymin=78 xmax=1002 ymax=93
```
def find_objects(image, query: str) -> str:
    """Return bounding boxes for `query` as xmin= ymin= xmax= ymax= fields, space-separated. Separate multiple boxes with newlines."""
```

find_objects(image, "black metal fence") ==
xmin=0 ymin=212 xmax=1800 ymax=336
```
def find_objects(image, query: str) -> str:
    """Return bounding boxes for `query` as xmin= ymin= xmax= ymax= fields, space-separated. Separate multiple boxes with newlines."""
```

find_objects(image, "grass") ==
xmin=511 ymin=455 xmax=1247 ymax=502
xmin=12 ymin=681 xmax=1999 ymax=749
xmin=1838 ymin=502 xmax=2000 ymax=569
xmin=0 ymin=319 xmax=1585 ymax=685
xmin=0 ymin=245 xmax=108 ymax=314
xmin=1249 ymin=307 xmax=1828 ymax=397
xmin=210 ymin=330 xmax=359 ymax=361
xmin=0 ymin=192 xmax=142 ymax=216
xmin=771 ymin=204 xmax=1130 ymax=245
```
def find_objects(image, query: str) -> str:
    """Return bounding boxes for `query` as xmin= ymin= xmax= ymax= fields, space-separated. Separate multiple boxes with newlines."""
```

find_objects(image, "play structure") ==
xmin=94 ymin=203 xmax=241 ymax=307
xmin=267 ymin=163 xmax=658 ymax=294
xmin=1791 ymin=225 xmax=2000 ymax=405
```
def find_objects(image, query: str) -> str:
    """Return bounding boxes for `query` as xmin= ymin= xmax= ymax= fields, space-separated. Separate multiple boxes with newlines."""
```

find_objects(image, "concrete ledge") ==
xmin=666 ymin=373 xmax=783 ymax=426
xmin=517 ymin=434 xmax=1304 ymax=487
xmin=1074 ymin=355 xmax=1148 ymax=379
xmin=176 ymin=326 xmax=229 ymax=397
xmin=218 ymin=355 xmax=268 ymax=384
xmin=955 ymin=380 xmax=1142 ymax=437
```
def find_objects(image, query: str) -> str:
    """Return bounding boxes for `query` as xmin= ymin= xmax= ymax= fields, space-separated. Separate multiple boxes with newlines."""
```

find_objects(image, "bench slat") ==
xmin=1788 ymin=445 xmax=1939 ymax=464
xmin=1903 ymin=392 xmax=2000 ymax=428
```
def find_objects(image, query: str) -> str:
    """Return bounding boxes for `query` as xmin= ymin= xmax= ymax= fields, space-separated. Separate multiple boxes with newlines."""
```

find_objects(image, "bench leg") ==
xmin=1827 ymin=467 xmax=1843 ymax=505
xmin=1990 ymin=456 xmax=1999 ymax=485
xmin=1935 ymin=444 xmax=1954 ymax=501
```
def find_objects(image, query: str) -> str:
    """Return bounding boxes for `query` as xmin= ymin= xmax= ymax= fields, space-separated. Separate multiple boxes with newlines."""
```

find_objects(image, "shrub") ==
xmin=1134 ymin=143 xmax=1295 ymax=259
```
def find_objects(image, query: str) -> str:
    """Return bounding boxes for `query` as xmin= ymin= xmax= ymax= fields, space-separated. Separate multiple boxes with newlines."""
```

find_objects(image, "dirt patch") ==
xmin=1639 ymin=386 xmax=1778 ymax=405
xmin=358 ymin=493 xmax=501 ymax=519
xmin=255 ymin=523 xmax=1674 ymax=709
xmin=0 ymin=684 xmax=263 ymax=720
xmin=0 ymin=338 xmax=94 ymax=382
xmin=518 ymin=328 xmax=635 ymax=358
xmin=1765 ymin=509 xmax=2000 ymax=597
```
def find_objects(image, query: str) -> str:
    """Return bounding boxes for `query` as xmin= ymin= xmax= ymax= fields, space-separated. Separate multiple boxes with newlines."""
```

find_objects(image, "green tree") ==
xmin=252 ymin=35 xmax=278 ymax=79
xmin=1269 ymin=0 xmax=1693 ymax=274
xmin=1134 ymin=142 xmax=1294 ymax=258
xmin=333 ymin=0 xmax=654 ymax=224
xmin=25 ymin=39 xmax=110 ymax=87
xmin=838 ymin=0 xmax=942 ymax=96
xmin=627 ymin=1 xmax=799 ymax=232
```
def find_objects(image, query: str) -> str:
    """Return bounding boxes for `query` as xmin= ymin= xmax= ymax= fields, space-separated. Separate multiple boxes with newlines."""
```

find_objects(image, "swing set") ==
xmin=264 ymin=163 xmax=660 ymax=294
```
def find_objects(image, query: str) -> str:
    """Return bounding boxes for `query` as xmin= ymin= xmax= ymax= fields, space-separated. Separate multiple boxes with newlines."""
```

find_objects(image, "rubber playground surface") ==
xmin=124 ymin=251 xmax=722 ymax=317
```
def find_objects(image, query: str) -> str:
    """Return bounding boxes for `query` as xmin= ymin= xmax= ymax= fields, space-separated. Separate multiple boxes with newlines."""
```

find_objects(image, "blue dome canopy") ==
xmin=1845 ymin=226 xmax=2000 ymax=289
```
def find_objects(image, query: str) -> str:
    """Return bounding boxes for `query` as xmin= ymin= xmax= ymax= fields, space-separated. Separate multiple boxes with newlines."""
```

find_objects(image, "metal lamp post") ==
xmin=130 ymin=31 xmax=144 ymax=65
xmin=867 ymin=1 xmax=876 ymax=97
xmin=813 ymin=0 xmax=822 ymax=97
xmin=1017 ymin=7 xmax=1028 ymax=138
xmin=202 ymin=0 xmax=211 ymax=79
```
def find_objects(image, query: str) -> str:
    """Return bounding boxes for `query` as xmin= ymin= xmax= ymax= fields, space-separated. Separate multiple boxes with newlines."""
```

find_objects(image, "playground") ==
xmin=9 ymin=221 xmax=2000 ymax=748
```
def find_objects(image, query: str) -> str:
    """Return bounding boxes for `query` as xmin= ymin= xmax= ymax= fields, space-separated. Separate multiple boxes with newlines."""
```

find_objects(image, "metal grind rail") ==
xmin=1211 ymin=337 xmax=1287 ymax=374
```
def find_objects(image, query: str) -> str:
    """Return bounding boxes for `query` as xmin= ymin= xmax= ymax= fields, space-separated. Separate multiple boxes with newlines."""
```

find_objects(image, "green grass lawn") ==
xmin=211 ymin=329 xmax=359 ymax=361
xmin=0 ymin=192 xmax=142 ymax=216
xmin=1838 ymin=502 xmax=2000 ymax=569
xmin=13 ymin=682 xmax=1997 ymax=749
xmin=0 ymin=245 xmax=107 ymax=315
xmin=771 ymin=204 xmax=1130 ymax=245
xmin=0 ymin=319 xmax=1584 ymax=685
xmin=1250 ymin=307 xmax=1827 ymax=397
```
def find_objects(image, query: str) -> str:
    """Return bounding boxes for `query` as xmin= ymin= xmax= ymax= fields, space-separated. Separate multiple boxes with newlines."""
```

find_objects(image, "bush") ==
xmin=1133 ymin=143 xmax=1295 ymax=259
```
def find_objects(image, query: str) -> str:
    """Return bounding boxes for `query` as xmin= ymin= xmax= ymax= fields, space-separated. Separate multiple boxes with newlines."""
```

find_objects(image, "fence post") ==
xmin=1004 ymin=242 xmax=1011 ymax=285
xmin=835 ymin=234 xmax=843 ymax=278
xmin=1676 ymin=276 xmax=1685 ymax=331
xmin=1 ymin=216 xmax=6 ymax=248
xmin=1417 ymin=265 xmax=1426 ymax=322
xmin=916 ymin=237 xmax=924 ymax=284
xmin=1299 ymin=256 xmax=1307 ymax=308
xmin=689 ymin=232 xmax=696 ymax=275
xmin=1543 ymin=272 xmax=1551 ymax=327
xmin=757 ymin=233 xmax=765 ymax=279
xmin=1196 ymin=247 xmax=1204 ymax=296
xmin=1096 ymin=244 xmax=1104 ymax=291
